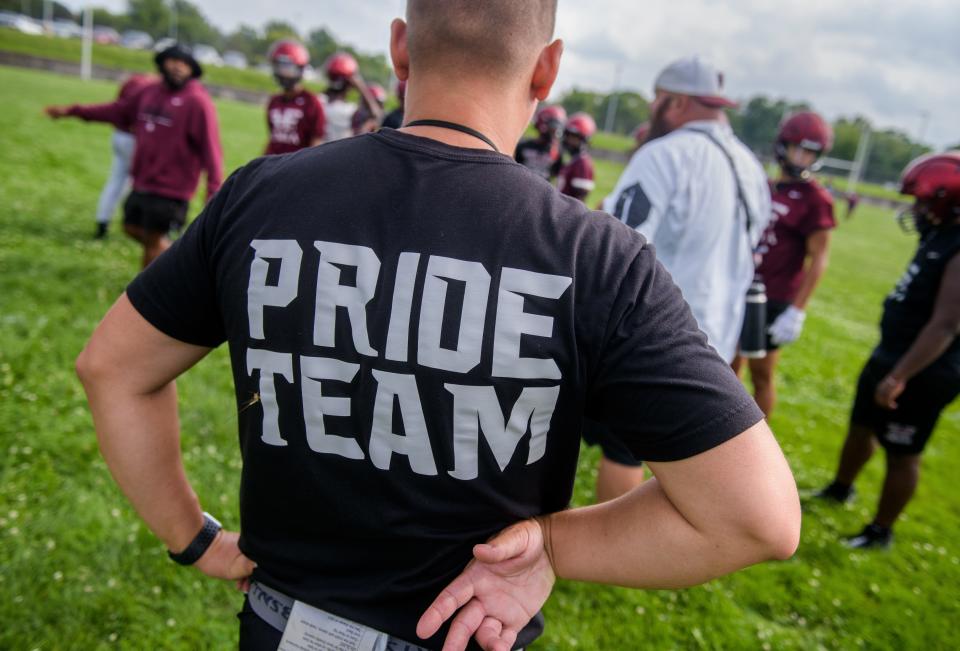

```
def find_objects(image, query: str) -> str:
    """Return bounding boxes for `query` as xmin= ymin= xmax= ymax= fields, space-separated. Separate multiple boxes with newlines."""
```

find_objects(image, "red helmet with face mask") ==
xmin=776 ymin=111 xmax=833 ymax=179
xmin=268 ymin=40 xmax=309 ymax=89
xmin=534 ymin=105 xmax=567 ymax=138
xmin=565 ymin=112 xmax=597 ymax=140
xmin=325 ymin=52 xmax=358 ymax=81
xmin=899 ymin=151 xmax=960 ymax=230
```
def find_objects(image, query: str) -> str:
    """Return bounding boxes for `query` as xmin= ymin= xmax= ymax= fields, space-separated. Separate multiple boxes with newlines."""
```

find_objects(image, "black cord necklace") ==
xmin=404 ymin=119 xmax=500 ymax=153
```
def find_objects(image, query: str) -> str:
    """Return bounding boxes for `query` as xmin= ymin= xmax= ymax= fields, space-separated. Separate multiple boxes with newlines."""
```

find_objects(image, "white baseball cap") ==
xmin=654 ymin=56 xmax=738 ymax=108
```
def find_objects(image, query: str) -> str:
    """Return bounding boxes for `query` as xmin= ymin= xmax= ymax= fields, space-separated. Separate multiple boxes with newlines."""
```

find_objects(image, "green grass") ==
xmin=1 ymin=65 xmax=958 ymax=650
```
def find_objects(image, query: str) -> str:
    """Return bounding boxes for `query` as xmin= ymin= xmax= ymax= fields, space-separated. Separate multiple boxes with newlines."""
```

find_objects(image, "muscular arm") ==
xmin=889 ymin=254 xmax=960 ymax=383
xmin=549 ymin=420 xmax=799 ymax=588
xmin=419 ymin=420 xmax=800 ymax=650
xmin=792 ymin=229 xmax=831 ymax=310
xmin=76 ymin=294 xmax=252 ymax=579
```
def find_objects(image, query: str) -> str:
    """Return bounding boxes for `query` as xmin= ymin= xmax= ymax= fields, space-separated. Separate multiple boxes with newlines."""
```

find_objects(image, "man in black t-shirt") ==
xmin=818 ymin=152 xmax=960 ymax=550
xmin=76 ymin=3 xmax=800 ymax=650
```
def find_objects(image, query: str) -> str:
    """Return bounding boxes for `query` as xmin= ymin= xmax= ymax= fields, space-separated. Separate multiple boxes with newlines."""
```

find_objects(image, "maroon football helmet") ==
xmin=268 ymin=40 xmax=309 ymax=89
xmin=269 ymin=40 xmax=310 ymax=67
xmin=534 ymin=105 xmax=567 ymax=138
xmin=325 ymin=52 xmax=359 ymax=80
xmin=565 ymin=112 xmax=597 ymax=140
xmin=899 ymin=151 xmax=960 ymax=230
xmin=776 ymin=111 xmax=833 ymax=179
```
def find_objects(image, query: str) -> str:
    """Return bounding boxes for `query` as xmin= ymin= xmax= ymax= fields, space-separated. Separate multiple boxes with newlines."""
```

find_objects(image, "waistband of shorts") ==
xmin=246 ymin=580 xmax=431 ymax=651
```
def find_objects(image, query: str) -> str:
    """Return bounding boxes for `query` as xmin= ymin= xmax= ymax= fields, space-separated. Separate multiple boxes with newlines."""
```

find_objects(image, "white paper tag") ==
xmin=277 ymin=600 xmax=389 ymax=651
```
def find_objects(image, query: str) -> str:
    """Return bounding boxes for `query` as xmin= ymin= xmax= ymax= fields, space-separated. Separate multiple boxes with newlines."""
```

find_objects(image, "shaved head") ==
xmin=406 ymin=0 xmax=557 ymax=78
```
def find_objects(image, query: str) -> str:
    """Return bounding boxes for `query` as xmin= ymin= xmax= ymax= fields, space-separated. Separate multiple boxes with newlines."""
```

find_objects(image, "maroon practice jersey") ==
xmin=67 ymin=79 xmax=223 ymax=202
xmin=557 ymin=152 xmax=595 ymax=202
xmin=266 ymin=90 xmax=326 ymax=156
xmin=756 ymin=179 xmax=836 ymax=302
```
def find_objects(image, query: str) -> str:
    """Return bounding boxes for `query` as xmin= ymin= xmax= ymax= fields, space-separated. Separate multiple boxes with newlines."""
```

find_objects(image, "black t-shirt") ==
xmin=877 ymin=224 xmax=960 ymax=377
xmin=514 ymin=137 xmax=562 ymax=181
xmin=126 ymin=129 xmax=762 ymax=649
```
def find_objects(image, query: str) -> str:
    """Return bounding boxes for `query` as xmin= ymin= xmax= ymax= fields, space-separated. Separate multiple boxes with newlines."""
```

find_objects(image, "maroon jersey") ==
xmin=756 ymin=179 xmax=836 ymax=302
xmin=557 ymin=152 xmax=595 ymax=202
xmin=115 ymin=74 xmax=156 ymax=133
xmin=265 ymin=90 xmax=326 ymax=155
xmin=67 ymin=79 xmax=223 ymax=202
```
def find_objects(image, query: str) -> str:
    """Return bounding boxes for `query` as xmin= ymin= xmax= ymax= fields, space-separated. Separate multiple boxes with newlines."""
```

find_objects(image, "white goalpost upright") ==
xmin=80 ymin=7 xmax=93 ymax=81
xmin=819 ymin=126 xmax=872 ymax=192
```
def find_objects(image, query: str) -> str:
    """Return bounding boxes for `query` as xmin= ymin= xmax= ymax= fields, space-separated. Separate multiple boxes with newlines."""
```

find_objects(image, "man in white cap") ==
xmin=588 ymin=56 xmax=772 ymax=501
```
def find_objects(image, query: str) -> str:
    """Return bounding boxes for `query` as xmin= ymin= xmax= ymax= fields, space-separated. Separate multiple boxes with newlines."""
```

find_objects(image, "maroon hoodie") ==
xmin=67 ymin=78 xmax=223 ymax=202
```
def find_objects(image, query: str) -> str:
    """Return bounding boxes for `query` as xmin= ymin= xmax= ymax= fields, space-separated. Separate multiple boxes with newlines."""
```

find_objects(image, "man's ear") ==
xmin=531 ymin=39 xmax=563 ymax=102
xmin=390 ymin=18 xmax=410 ymax=82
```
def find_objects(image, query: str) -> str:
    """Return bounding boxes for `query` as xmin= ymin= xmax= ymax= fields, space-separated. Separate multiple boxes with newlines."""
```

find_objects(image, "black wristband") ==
xmin=168 ymin=512 xmax=221 ymax=566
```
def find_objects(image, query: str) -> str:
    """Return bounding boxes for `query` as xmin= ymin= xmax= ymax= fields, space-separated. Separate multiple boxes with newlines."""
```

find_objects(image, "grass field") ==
xmin=1 ymin=65 xmax=958 ymax=650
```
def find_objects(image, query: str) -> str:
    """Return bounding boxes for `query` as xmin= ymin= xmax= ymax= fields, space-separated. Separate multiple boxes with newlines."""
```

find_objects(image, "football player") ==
xmin=515 ymin=104 xmax=566 ymax=181
xmin=818 ymin=152 xmax=960 ymax=549
xmin=264 ymin=40 xmax=326 ymax=156
xmin=352 ymin=83 xmax=388 ymax=135
xmin=733 ymin=111 xmax=837 ymax=416
xmin=381 ymin=80 xmax=407 ymax=130
xmin=556 ymin=112 xmax=596 ymax=202
xmin=322 ymin=52 xmax=383 ymax=142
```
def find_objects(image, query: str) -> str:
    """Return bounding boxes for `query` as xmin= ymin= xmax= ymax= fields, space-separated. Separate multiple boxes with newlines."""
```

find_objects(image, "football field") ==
xmin=0 ymin=65 xmax=957 ymax=649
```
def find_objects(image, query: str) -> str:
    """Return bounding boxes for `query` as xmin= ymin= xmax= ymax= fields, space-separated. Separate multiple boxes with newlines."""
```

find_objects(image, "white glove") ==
xmin=768 ymin=306 xmax=806 ymax=346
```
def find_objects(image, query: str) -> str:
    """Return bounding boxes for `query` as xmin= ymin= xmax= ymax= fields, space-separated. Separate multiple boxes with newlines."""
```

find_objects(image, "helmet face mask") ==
xmin=897 ymin=201 xmax=943 ymax=236
xmin=534 ymin=105 xmax=567 ymax=142
xmin=777 ymin=141 xmax=821 ymax=180
xmin=272 ymin=60 xmax=303 ymax=90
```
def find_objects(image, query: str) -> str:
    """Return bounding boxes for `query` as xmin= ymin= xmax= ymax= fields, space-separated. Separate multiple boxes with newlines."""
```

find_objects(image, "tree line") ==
xmin=561 ymin=90 xmax=934 ymax=184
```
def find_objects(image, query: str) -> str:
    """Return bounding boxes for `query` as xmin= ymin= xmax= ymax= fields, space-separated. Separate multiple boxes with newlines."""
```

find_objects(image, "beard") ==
xmin=161 ymin=70 xmax=189 ymax=90
xmin=645 ymin=98 xmax=675 ymax=143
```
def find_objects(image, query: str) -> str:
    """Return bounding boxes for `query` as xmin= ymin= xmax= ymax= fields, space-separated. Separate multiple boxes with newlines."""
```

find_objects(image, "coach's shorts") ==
xmin=123 ymin=191 xmax=188 ymax=234
xmin=851 ymin=356 xmax=960 ymax=455
xmin=582 ymin=419 xmax=643 ymax=467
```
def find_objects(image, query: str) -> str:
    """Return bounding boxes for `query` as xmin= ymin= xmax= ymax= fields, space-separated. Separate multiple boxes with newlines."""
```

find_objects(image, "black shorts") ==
xmin=582 ymin=419 xmax=643 ymax=467
xmin=238 ymin=596 xmax=282 ymax=650
xmin=851 ymin=356 xmax=960 ymax=455
xmin=763 ymin=300 xmax=792 ymax=352
xmin=123 ymin=191 xmax=188 ymax=234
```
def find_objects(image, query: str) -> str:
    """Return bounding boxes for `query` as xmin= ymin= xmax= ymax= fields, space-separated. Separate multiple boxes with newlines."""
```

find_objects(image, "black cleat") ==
xmin=815 ymin=481 xmax=856 ymax=504
xmin=94 ymin=223 xmax=109 ymax=240
xmin=844 ymin=524 xmax=892 ymax=550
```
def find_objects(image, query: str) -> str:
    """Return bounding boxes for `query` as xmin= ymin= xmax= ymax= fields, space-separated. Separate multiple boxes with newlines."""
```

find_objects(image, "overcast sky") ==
xmin=72 ymin=0 xmax=959 ymax=147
